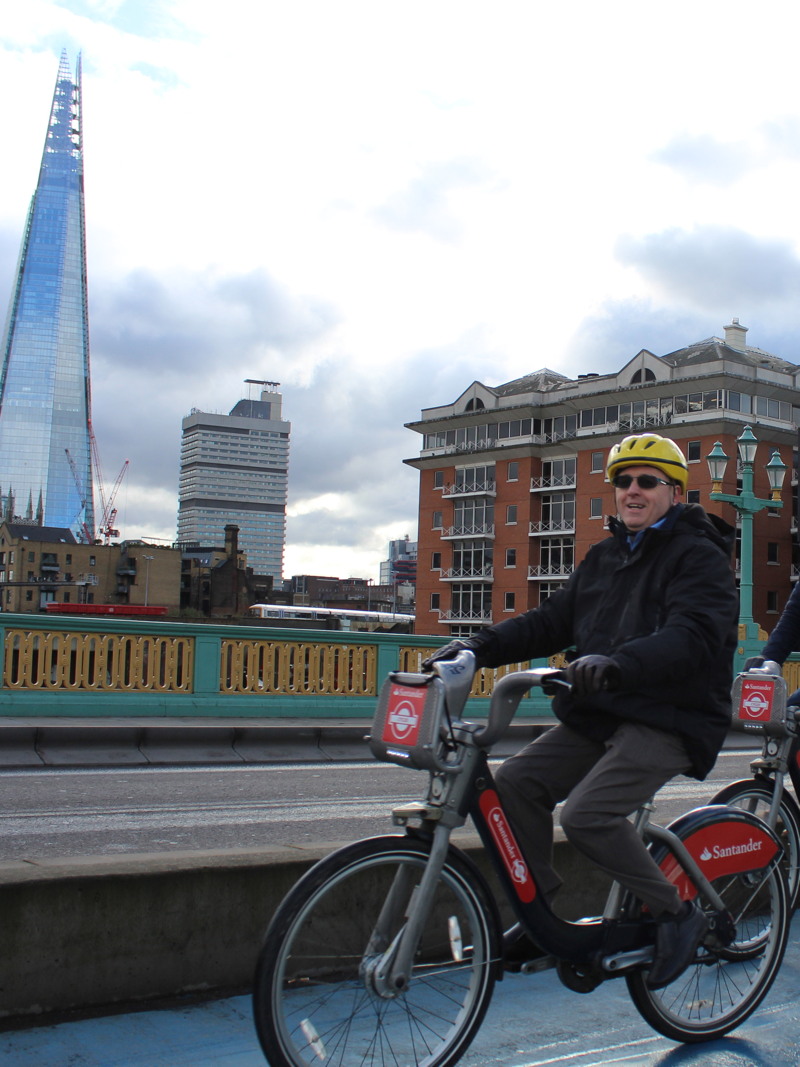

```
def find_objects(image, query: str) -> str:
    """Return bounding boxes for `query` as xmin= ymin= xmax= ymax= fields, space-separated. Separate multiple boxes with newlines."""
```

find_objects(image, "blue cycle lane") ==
xmin=2 ymin=918 xmax=800 ymax=1067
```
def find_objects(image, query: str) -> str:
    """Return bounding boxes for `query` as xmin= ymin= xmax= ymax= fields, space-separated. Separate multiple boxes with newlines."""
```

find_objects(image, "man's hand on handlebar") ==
xmin=565 ymin=655 xmax=621 ymax=698
xmin=422 ymin=639 xmax=482 ymax=670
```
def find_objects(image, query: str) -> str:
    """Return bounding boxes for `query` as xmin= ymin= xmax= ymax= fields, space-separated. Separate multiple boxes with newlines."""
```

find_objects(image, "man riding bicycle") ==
xmin=426 ymin=433 xmax=739 ymax=988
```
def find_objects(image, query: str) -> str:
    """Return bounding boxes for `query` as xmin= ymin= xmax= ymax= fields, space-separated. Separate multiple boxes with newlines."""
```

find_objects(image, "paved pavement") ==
xmin=3 ymin=920 xmax=799 ymax=1067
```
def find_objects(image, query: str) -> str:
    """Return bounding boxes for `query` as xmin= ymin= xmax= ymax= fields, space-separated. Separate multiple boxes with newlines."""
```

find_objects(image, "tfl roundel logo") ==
xmin=383 ymin=685 xmax=426 ymax=746
xmin=739 ymin=678 xmax=774 ymax=722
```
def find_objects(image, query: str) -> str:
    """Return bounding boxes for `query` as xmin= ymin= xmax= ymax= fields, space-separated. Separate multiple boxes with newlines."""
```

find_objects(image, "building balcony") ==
xmin=75 ymin=574 xmax=99 ymax=585
xmin=530 ymin=476 xmax=576 ymax=492
xmin=440 ymin=523 xmax=495 ymax=540
xmin=440 ymin=566 xmax=494 ymax=582
xmin=528 ymin=564 xmax=573 ymax=580
xmin=441 ymin=480 xmax=496 ymax=498
xmin=438 ymin=608 xmax=493 ymax=624
xmin=529 ymin=520 xmax=575 ymax=536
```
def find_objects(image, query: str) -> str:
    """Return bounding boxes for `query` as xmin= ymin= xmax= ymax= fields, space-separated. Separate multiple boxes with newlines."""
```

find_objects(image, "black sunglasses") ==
xmin=612 ymin=474 xmax=674 ymax=490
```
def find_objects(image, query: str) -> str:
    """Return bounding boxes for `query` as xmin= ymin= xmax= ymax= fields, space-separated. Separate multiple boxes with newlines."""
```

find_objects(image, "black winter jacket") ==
xmin=472 ymin=504 xmax=738 ymax=779
xmin=762 ymin=580 xmax=800 ymax=664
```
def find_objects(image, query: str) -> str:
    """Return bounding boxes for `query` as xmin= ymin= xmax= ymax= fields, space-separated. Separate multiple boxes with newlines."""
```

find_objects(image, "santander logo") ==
xmin=479 ymin=789 xmax=535 ymax=903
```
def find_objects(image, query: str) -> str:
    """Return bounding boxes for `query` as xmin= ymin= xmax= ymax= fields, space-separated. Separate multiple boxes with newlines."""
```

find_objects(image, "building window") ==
xmin=506 ymin=505 xmax=518 ymax=525
xmin=433 ymin=470 xmax=444 ymax=489
xmin=505 ymin=548 xmax=516 ymax=567
xmin=540 ymin=537 xmax=574 ymax=574
xmin=430 ymin=593 xmax=440 ymax=610
xmin=687 ymin=441 xmax=701 ymax=463
xmin=589 ymin=497 xmax=603 ymax=519
xmin=767 ymin=591 xmax=779 ymax=613
xmin=432 ymin=551 xmax=442 ymax=569
xmin=89 ymin=555 xmax=96 ymax=566
xmin=504 ymin=592 xmax=516 ymax=612
xmin=686 ymin=489 xmax=701 ymax=504
xmin=27 ymin=550 xmax=35 ymax=563
xmin=591 ymin=451 xmax=604 ymax=473
xmin=432 ymin=510 xmax=443 ymax=529
xmin=65 ymin=553 xmax=72 ymax=564
xmin=507 ymin=461 xmax=519 ymax=481
xmin=25 ymin=590 xmax=32 ymax=601
xmin=767 ymin=542 xmax=779 ymax=564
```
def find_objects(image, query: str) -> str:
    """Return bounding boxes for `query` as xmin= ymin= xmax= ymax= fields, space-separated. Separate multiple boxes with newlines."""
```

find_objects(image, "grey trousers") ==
xmin=494 ymin=720 xmax=692 ymax=916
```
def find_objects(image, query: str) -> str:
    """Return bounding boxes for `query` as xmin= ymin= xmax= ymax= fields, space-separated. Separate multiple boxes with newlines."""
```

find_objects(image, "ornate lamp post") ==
xmin=706 ymin=426 xmax=787 ymax=658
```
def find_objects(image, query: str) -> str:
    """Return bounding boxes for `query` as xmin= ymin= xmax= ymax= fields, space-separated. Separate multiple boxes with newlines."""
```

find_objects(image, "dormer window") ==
xmin=631 ymin=368 xmax=656 ymax=384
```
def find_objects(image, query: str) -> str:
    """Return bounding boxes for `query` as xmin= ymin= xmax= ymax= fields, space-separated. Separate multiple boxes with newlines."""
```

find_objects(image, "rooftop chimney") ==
xmin=724 ymin=318 xmax=748 ymax=352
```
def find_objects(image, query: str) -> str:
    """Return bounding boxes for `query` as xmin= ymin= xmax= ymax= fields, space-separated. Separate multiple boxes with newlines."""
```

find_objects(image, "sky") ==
xmin=4 ymin=1 xmax=800 ymax=581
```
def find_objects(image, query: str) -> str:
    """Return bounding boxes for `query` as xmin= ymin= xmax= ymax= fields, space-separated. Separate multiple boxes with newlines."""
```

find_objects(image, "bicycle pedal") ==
xmin=504 ymin=954 xmax=555 ymax=975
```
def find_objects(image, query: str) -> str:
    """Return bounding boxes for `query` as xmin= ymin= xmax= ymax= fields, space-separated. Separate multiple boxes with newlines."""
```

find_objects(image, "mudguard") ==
xmin=651 ymin=804 xmax=784 ymax=901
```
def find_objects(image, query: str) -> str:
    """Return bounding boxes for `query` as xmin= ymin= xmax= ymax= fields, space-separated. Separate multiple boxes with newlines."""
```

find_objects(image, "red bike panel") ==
xmin=659 ymin=819 xmax=780 ymax=900
xmin=478 ymin=788 xmax=536 ymax=903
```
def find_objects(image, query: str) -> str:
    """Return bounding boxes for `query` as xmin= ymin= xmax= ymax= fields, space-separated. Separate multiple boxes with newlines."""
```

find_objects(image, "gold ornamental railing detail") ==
xmin=220 ymin=640 xmax=377 ymax=695
xmin=3 ymin=629 xmax=194 ymax=692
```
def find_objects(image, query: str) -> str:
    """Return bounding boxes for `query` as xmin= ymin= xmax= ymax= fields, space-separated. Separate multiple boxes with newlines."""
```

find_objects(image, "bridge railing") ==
xmin=0 ymin=614 xmax=545 ymax=719
xmin=1 ymin=613 xmax=795 ymax=721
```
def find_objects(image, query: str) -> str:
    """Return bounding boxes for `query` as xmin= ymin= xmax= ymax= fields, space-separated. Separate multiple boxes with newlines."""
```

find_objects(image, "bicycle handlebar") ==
xmin=472 ymin=667 xmax=568 ymax=749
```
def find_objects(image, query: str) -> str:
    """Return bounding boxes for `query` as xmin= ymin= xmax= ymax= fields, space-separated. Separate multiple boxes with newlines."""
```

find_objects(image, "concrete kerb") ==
xmin=0 ymin=835 xmax=612 ymax=1026
xmin=0 ymin=718 xmax=555 ymax=768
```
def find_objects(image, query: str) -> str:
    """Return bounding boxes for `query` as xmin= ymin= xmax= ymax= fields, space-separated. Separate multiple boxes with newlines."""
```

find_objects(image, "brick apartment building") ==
xmin=405 ymin=320 xmax=799 ymax=638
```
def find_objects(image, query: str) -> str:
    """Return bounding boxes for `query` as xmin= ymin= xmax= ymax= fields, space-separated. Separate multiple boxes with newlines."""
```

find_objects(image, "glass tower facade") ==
xmin=0 ymin=51 xmax=94 ymax=539
xmin=177 ymin=383 xmax=290 ymax=580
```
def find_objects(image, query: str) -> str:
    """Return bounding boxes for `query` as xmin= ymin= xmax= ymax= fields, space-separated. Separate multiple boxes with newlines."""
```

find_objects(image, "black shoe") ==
xmin=502 ymin=923 xmax=546 ymax=970
xmin=646 ymin=900 xmax=708 ymax=989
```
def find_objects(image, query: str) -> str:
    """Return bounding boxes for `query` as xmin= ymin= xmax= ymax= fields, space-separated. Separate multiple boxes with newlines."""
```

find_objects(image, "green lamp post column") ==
xmin=706 ymin=427 xmax=787 ymax=662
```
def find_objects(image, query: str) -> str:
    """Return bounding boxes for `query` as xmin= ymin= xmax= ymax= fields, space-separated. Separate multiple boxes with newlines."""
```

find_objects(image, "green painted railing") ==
xmin=0 ymin=613 xmax=790 ymax=721
xmin=0 ymin=614 xmax=550 ymax=720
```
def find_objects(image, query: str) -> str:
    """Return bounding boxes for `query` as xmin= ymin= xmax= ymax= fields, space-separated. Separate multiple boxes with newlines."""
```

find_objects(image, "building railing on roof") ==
xmin=441 ymin=523 xmax=495 ymax=540
xmin=439 ymin=566 xmax=494 ymax=581
xmin=441 ymin=480 xmax=496 ymax=497
xmin=529 ymin=520 xmax=575 ymax=536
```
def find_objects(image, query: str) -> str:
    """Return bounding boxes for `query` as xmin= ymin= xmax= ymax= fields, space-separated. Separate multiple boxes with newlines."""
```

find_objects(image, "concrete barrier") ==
xmin=0 ymin=718 xmax=552 ymax=768
xmin=0 ymin=835 xmax=612 ymax=1025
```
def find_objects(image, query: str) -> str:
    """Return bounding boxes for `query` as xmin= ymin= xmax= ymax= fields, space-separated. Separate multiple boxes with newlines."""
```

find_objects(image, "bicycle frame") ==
xmin=370 ymin=656 xmax=786 ymax=994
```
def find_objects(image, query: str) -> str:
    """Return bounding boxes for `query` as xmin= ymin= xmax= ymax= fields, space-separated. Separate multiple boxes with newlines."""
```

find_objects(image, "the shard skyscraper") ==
xmin=0 ymin=50 xmax=94 ymax=539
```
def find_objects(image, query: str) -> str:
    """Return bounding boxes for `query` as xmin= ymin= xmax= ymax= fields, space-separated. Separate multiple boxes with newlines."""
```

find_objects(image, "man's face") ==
xmin=613 ymin=465 xmax=679 ymax=532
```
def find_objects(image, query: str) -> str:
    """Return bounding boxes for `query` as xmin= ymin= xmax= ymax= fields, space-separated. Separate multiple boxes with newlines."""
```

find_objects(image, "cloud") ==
xmin=615 ymin=226 xmax=800 ymax=308
xmin=652 ymin=133 xmax=757 ymax=186
xmin=374 ymin=158 xmax=492 ymax=242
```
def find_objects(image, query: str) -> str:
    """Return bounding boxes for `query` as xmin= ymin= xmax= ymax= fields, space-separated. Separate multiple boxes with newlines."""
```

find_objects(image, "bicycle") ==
xmin=709 ymin=662 xmax=800 ymax=911
xmin=253 ymin=652 xmax=790 ymax=1067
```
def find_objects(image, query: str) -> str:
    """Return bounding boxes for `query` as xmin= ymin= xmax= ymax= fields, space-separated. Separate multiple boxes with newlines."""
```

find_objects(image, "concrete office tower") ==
xmin=177 ymin=381 xmax=290 ymax=580
xmin=0 ymin=51 xmax=95 ymax=539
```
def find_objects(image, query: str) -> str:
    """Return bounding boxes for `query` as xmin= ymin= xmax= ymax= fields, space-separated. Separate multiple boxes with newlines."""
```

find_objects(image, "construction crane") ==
xmin=89 ymin=422 xmax=129 ymax=545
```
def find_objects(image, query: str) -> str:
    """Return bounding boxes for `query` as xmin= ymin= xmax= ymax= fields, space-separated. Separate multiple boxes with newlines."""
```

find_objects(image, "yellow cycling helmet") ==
xmin=606 ymin=433 xmax=689 ymax=493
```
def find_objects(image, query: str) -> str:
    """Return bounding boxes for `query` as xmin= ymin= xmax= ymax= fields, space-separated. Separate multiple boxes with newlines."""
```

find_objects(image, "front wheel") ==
xmin=710 ymin=778 xmax=800 ymax=912
xmin=627 ymin=848 xmax=790 ymax=1042
xmin=253 ymin=835 xmax=501 ymax=1067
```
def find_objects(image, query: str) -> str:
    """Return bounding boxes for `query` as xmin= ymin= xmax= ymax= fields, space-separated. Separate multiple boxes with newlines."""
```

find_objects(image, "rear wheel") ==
xmin=627 ymin=857 xmax=790 ymax=1042
xmin=710 ymin=778 xmax=800 ymax=911
xmin=253 ymin=835 xmax=500 ymax=1067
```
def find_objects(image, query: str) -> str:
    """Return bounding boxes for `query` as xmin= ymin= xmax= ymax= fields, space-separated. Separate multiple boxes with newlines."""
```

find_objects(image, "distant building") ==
xmin=180 ymin=524 xmax=271 ymax=616
xmin=0 ymin=52 xmax=95 ymax=540
xmin=177 ymin=382 xmax=290 ymax=581
xmin=379 ymin=536 xmax=417 ymax=598
xmin=406 ymin=320 xmax=798 ymax=637
xmin=0 ymin=524 xmax=181 ymax=614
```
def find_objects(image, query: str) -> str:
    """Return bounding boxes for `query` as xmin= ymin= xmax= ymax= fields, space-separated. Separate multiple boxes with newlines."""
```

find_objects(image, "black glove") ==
xmin=422 ymin=639 xmax=480 ymax=670
xmin=743 ymin=656 xmax=766 ymax=671
xmin=566 ymin=655 xmax=620 ymax=699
